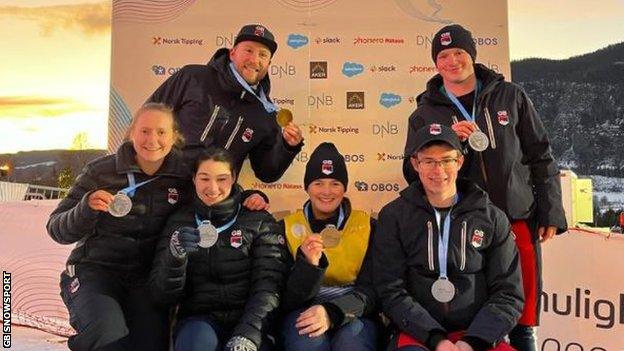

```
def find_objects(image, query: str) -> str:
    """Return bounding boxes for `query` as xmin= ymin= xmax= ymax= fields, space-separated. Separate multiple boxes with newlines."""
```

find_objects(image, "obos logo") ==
xmin=270 ymin=62 xmax=296 ymax=78
xmin=152 ymin=65 xmax=181 ymax=76
xmin=342 ymin=62 xmax=364 ymax=77
xmin=346 ymin=92 xmax=365 ymax=110
xmin=379 ymin=93 xmax=402 ymax=108
xmin=354 ymin=181 xmax=400 ymax=192
xmin=287 ymin=34 xmax=309 ymax=49
xmin=310 ymin=61 xmax=328 ymax=79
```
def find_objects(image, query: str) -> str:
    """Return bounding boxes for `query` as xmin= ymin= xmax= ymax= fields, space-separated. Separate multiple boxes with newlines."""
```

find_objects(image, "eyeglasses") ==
xmin=416 ymin=158 xmax=459 ymax=170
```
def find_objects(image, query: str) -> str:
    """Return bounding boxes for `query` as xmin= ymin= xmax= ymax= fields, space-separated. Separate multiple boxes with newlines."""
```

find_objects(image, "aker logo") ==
xmin=346 ymin=92 xmax=365 ymax=109
xmin=310 ymin=61 xmax=328 ymax=79
xmin=152 ymin=65 xmax=181 ymax=76
xmin=315 ymin=37 xmax=341 ymax=44
xmin=354 ymin=181 xmax=400 ymax=192
xmin=342 ymin=62 xmax=364 ymax=77
xmin=287 ymin=34 xmax=309 ymax=49
xmin=377 ymin=153 xmax=405 ymax=161
xmin=308 ymin=124 xmax=359 ymax=135
xmin=152 ymin=36 xmax=203 ymax=46
xmin=369 ymin=65 xmax=396 ymax=73
xmin=379 ymin=93 xmax=402 ymax=108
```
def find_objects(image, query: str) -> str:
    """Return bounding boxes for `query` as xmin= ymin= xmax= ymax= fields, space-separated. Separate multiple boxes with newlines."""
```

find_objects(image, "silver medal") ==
xmin=198 ymin=220 xmax=218 ymax=248
xmin=431 ymin=278 xmax=455 ymax=303
xmin=109 ymin=192 xmax=132 ymax=217
xmin=468 ymin=130 xmax=489 ymax=152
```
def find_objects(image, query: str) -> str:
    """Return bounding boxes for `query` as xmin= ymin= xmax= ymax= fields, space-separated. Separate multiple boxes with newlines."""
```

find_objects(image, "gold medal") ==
xmin=320 ymin=225 xmax=341 ymax=248
xmin=276 ymin=109 xmax=293 ymax=127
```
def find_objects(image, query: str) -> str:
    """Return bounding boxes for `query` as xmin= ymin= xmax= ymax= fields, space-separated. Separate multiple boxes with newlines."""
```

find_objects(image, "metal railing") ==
xmin=25 ymin=184 xmax=69 ymax=200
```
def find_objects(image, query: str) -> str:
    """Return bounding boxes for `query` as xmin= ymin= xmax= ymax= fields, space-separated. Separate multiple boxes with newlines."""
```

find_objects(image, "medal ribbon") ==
xmin=121 ymin=173 xmax=160 ymax=197
xmin=304 ymin=202 xmax=345 ymax=230
xmin=443 ymin=80 xmax=481 ymax=123
xmin=433 ymin=194 xmax=459 ymax=280
xmin=194 ymin=205 xmax=240 ymax=234
xmin=228 ymin=62 xmax=278 ymax=113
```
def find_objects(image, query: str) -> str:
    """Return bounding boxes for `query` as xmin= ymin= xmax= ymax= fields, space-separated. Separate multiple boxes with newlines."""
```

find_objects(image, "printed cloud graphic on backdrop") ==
xmin=342 ymin=62 xmax=364 ymax=77
xmin=393 ymin=0 xmax=451 ymax=24
xmin=287 ymin=34 xmax=309 ymax=49
xmin=379 ymin=93 xmax=402 ymax=108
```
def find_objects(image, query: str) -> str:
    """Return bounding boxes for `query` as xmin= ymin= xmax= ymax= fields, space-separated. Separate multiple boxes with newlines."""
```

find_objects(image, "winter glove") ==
xmin=169 ymin=226 xmax=200 ymax=259
xmin=224 ymin=335 xmax=257 ymax=351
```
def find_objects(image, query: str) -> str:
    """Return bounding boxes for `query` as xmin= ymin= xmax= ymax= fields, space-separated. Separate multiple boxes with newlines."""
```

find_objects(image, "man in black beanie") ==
xmin=148 ymin=23 xmax=304 ymax=184
xmin=402 ymin=24 xmax=567 ymax=351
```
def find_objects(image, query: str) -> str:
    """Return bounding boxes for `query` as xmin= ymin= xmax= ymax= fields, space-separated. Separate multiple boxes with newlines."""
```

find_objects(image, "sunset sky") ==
xmin=1 ymin=0 xmax=622 ymax=153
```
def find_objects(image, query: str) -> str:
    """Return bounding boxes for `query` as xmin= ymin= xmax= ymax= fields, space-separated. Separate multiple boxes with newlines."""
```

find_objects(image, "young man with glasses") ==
xmin=402 ymin=24 xmax=567 ymax=350
xmin=375 ymin=124 xmax=524 ymax=351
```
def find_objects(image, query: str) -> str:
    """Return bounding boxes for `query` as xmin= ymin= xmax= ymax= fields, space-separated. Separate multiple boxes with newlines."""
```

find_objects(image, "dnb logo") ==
xmin=346 ymin=92 xmax=364 ymax=109
xmin=287 ymin=34 xmax=309 ymax=49
xmin=310 ymin=61 xmax=328 ymax=79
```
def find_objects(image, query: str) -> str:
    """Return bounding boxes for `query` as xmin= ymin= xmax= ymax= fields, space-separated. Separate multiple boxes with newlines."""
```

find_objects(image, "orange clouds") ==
xmin=0 ymin=1 xmax=111 ymax=35
xmin=0 ymin=96 xmax=93 ymax=118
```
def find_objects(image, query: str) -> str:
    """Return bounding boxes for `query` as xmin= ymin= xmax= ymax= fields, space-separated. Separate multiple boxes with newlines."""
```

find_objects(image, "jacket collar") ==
xmin=400 ymin=178 xmax=488 ymax=216
xmin=193 ymin=184 xmax=242 ymax=227
xmin=417 ymin=63 xmax=505 ymax=107
xmin=115 ymin=141 xmax=189 ymax=178
xmin=208 ymin=48 xmax=272 ymax=100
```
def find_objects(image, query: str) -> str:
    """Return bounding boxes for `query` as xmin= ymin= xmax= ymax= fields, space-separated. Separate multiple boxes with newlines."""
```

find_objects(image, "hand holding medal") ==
xmin=319 ymin=225 xmax=341 ymax=248
xmin=278 ymin=108 xmax=303 ymax=147
xmin=300 ymin=233 xmax=323 ymax=266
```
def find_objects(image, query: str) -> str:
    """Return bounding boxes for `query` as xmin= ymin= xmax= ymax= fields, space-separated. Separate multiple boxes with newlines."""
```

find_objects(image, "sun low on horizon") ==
xmin=1 ymin=0 xmax=623 ymax=154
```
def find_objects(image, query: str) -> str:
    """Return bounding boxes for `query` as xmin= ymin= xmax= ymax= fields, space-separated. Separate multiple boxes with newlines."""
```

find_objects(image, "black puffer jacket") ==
xmin=374 ymin=179 xmax=523 ymax=346
xmin=46 ymin=142 xmax=191 ymax=274
xmin=148 ymin=48 xmax=302 ymax=182
xmin=149 ymin=185 xmax=289 ymax=348
xmin=403 ymin=64 xmax=567 ymax=233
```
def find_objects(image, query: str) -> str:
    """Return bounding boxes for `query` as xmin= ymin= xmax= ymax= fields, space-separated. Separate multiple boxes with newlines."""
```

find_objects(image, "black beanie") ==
xmin=304 ymin=142 xmax=348 ymax=190
xmin=431 ymin=24 xmax=477 ymax=63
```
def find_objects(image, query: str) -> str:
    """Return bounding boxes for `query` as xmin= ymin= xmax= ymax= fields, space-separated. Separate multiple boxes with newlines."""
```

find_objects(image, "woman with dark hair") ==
xmin=149 ymin=146 xmax=289 ymax=351
xmin=280 ymin=142 xmax=379 ymax=351
xmin=47 ymin=103 xmax=191 ymax=351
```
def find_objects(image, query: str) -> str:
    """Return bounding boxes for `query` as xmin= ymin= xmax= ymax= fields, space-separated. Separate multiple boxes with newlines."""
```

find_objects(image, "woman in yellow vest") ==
xmin=280 ymin=142 xmax=378 ymax=351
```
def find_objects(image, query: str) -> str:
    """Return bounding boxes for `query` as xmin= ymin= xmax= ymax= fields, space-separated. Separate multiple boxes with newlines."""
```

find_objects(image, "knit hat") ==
xmin=431 ymin=24 xmax=476 ymax=63
xmin=405 ymin=123 xmax=462 ymax=156
xmin=234 ymin=24 xmax=278 ymax=55
xmin=304 ymin=143 xmax=348 ymax=190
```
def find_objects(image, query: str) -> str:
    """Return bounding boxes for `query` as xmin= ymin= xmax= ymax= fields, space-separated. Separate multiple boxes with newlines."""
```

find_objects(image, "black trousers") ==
xmin=60 ymin=264 xmax=168 ymax=351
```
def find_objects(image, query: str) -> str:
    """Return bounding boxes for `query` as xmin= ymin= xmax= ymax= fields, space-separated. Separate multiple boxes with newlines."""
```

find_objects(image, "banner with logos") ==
xmin=539 ymin=231 xmax=624 ymax=349
xmin=109 ymin=0 xmax=510 ymax=212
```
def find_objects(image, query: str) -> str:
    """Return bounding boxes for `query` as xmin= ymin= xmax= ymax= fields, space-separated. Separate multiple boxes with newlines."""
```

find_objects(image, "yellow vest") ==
xmin=284 ymin=209 xmax=371 ymax=286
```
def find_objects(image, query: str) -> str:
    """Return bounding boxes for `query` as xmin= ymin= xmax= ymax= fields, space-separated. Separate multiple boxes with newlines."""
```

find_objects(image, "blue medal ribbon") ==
xmin=433 ymin=194 xmax=459 ymax=280
xmin=229 ymin=62 xmax=278 ymax=113
xmin=304 ymin=202 xmax=345 ymax=230
xmin=120 ymin=173 xmax=160 ymax=197
xmin=442 ymin=80 xmax=481 ymax=123
xmin=194 ymin=205 xmax=240 ymax=234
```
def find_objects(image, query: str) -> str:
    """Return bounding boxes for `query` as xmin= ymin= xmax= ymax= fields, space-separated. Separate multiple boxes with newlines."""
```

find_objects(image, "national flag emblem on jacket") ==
xmin=429 ymin=123 xmax=442 ymax=135
xmin=242 ymin=128 xmax=254 ymax=143
xmin=497 ymin=110 xmax=509 ymax=126
xmin=230 ymin=229 xmax=243 ymax=248
xmin=471 ymin=229 xmax=485 ymax=248
xmin=167 ymin=188 xmax=179 ymax=204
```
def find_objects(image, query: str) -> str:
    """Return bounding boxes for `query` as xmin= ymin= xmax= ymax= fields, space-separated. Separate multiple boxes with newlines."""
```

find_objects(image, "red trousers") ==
xmin=397 ymin=331 xmax=515 ymax=350
xmin=511 ymin=220 xmax=540 ymax=326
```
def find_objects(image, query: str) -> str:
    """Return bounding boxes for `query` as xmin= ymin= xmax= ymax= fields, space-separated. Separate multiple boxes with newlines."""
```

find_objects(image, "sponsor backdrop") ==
xmin=109 ymin=0 xmax=509 ymax=213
